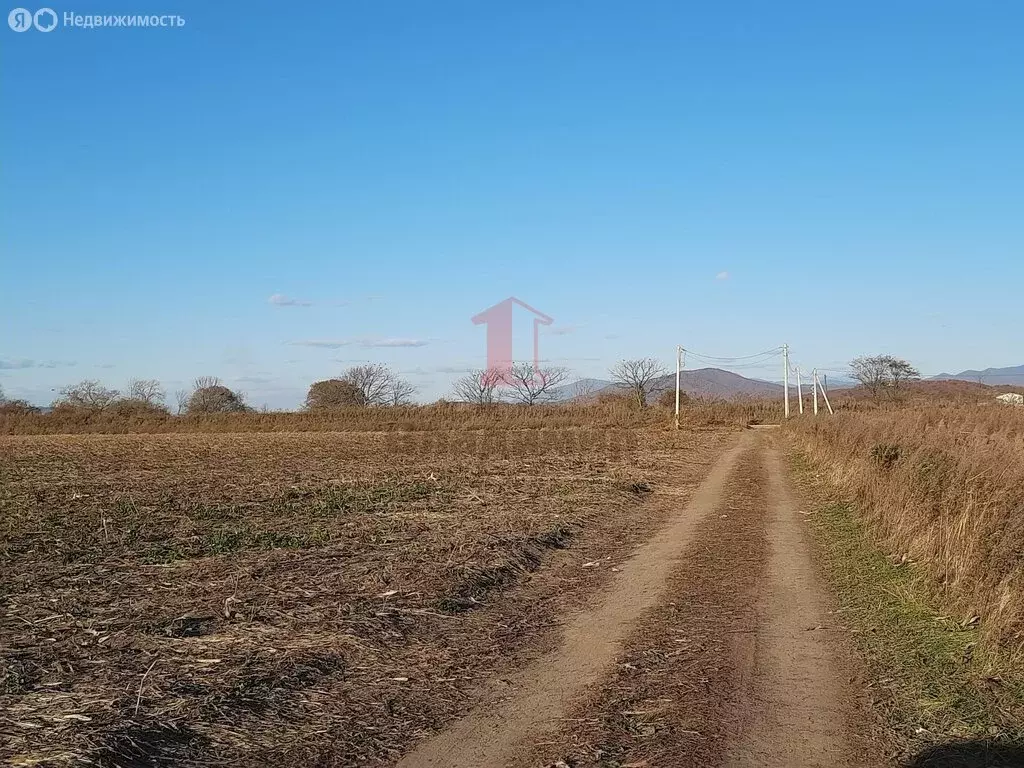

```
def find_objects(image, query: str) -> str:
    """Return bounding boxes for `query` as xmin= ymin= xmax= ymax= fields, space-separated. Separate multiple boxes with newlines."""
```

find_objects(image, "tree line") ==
xmin=0 ymin=358 xmax=674 ymax=415
xmin=0 ymin=364 xmax=418 ymax=416
xmin=0 ymin=354 xmax=925 ymax=415
xmin=450 ymin=359 xmax=671 ymax=407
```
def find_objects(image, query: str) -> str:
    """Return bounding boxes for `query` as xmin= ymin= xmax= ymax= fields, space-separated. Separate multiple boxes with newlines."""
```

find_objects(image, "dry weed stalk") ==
xmin=790 ymin=404 xmax=1024 ymax=654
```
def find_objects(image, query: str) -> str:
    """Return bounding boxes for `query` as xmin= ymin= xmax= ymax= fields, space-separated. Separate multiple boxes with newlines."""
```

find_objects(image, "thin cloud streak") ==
xmin=290 ymin=340 xmax=351 ymax=349
xmin=363 ymin=338 xmax=428 ymax=348
xmin=269 ymin=293 xmax=313 ymax=307
xmin=290 ymin=337 xmax=430 ymax=349
xmin=0 ymin=359 xmax=77 ymax=370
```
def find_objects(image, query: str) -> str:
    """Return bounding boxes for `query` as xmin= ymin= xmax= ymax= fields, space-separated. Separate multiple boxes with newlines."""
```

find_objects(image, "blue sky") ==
xmin=3 ymin=1 xmax=1022 ymax=406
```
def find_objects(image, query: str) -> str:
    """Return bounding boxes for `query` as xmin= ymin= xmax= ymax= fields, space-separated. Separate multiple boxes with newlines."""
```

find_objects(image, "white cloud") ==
xmin=268 ymin=293 xmax=313 ymax=307
xmin=0 ymin=359 xmax=77 ymax=370
xmin=290 ymin=340 xmax=351 ymax=349
xmin=290 ymin=337 xmax=430 ymax=349
xmin=362 ymin=338 xmax=428 ymax=348
xmin=715 ymin=271 xmax=730 ymax=281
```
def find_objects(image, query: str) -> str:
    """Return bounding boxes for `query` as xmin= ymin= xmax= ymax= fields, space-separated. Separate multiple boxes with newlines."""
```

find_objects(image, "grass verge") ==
xmin=788 ymin=451 xmax=1024 ymax=763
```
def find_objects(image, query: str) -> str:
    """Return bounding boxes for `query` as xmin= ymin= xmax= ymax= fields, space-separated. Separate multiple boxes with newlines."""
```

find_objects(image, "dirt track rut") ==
xmin=396 ymin=431 xmax=877 ymax=767
xmin=724 ymin=443 xmax=873 ymax=767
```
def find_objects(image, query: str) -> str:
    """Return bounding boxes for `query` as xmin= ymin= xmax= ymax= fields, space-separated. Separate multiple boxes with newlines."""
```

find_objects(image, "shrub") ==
xmin=109 ymin=399 xmax=171 ymax=418
xmin=595 ymin=389 xmax=635 ymax=407
xmin=0 ymin=399 xmax=39 ymax=415
xmin=657 ymin=388 xmax=691 ymax=409
xmin=305 ymin=379 xmax=367 ymax=409
xmin=187 ymin=385 xmax=247 ymax=414
xmin=53 ymin=380 xmax=119 ymax=410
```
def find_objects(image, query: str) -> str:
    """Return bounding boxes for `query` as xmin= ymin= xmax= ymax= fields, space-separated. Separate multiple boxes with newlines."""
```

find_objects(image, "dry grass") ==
xmin=831 ymin=380 xmax=1024 ymax=410
xmin=0 ymin=425 xmax=735 ymax=766
xmin=788 ymin=405 xmax=1024 ymax=655
xmin=0 ymin=400 xmax=785 ymax=436
xmin=790 ymin=456 xmax=1024 ymax=757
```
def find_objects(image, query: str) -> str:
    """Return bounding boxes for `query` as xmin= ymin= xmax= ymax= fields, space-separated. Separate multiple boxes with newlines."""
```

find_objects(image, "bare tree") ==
xmin=339 ymin=364 xmax=413 ymax=406
xmin=452 ymin=369 xmax=503 ymax=404
xmin=609 ymin=358 xmax=666 ymax=407
xmin=849 ymin=357 xmax=887 ymax=399
xmin=305 ymin=379 xmax=367 ymax=409
xmin=888 ymin=358 xmax=921 ymax=395
xmin=504 ymin=363 xmax=570 ymax=406
xmin=850 ymin=356 xmax=921 ymax=401
xmin=54 ymin=380 xmax=120 ymax=410
xmin=125 ymin=378 xmax=166 ymax=407
xmin=340 ymin=364 xmax=392 ymax=405
xmin=174 ymin=389 xmax=190 ymax=415
xmin=0 ymin=383 xmax=5 ymax=403
xmin=387 ymin=376 xmax=416 ymax=406
xmin=193 ymin=375 xmax=222 ymax=390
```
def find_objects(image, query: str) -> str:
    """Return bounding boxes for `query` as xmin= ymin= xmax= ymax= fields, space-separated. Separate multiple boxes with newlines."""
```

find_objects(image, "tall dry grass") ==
xmin=790 ymin=404 xmax=1024 ymax=654
xmin=0 ymin=399 xmax=785 ymax=435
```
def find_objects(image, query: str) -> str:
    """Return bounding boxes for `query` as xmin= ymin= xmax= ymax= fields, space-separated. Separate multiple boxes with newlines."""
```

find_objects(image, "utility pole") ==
xmin=674 ymin=345 xmax=682 ymax=430
xmin=812 ymin=368 xmax=819 ymax=415
xmin=820 ymin=372 xmax=835 ymax=415
xmin=796 ymin=366 xmax=804 ymax=415
xmin=783 ymin=344 xmax=790 ymax=419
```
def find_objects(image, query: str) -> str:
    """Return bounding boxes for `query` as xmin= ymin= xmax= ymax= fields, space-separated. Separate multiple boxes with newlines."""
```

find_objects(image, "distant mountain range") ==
xmin=652 ymin=368 xmax=784 ymax=399
xmin=932 ymin=364 xmax=1024 ymax=386
xmin=552 ymin=367 xmax=785 ymax=402
xmin=545 ymin=363 xmax=1024 ymax=403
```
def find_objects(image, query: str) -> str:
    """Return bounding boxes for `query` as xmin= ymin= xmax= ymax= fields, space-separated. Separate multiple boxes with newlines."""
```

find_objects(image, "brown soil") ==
xmin=523 ymin=430 xmax=771 ymax=767
xmin=395 ymin=433 xmax=754 ymax=767
xmin=4 ymin=428 xmax=884 ymax=767
xmin=396 ymin=432 xmax=882 ymax=768
xmin=0 ymin=428 xmax=735 ymax=766
xmin=723 ymin=441 xmax=879 ymax=767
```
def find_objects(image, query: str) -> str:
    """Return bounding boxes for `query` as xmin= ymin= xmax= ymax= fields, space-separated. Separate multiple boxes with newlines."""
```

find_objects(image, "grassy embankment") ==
xmin=789 ymin=405 xmax=1024 ymax=758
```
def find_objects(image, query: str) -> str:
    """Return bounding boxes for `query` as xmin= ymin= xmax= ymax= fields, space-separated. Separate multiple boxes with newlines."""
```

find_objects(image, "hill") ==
xmin=548 ymin=378 xmax=613 ymax=402
xmin=932 ymin=364 xmax=1024 ymax=386
xmin=652 ymin=368 xmax=784 ymax=400
xmin=834 ymin=378 xmax=1024 ymax=405
xmin=558 ymin=368 xmax=784 ymax=402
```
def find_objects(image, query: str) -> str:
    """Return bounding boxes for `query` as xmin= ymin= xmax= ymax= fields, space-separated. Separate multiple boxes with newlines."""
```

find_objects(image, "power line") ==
xmin=681 ymin=346 xmax=784 ymax=363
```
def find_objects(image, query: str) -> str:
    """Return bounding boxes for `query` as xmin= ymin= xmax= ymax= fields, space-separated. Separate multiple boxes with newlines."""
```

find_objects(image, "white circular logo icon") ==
xmin=33 ymin=7 xmax=57 ymax=31
xmin=8 ymin=7 xmax=33 ymax=31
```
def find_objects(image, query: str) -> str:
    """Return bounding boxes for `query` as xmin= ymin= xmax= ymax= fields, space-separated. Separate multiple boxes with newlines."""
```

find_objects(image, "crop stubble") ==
xmin=0 ymin=426 xmax=734 ymax=766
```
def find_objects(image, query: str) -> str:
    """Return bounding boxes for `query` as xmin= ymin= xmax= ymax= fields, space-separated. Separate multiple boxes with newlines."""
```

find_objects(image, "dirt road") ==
xmin=396 ymin=431 xmax=879 ymax=767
